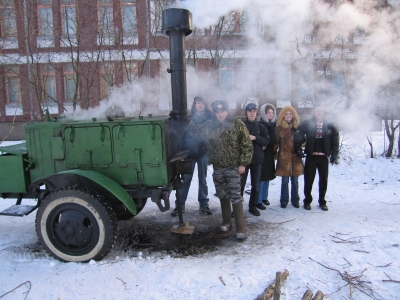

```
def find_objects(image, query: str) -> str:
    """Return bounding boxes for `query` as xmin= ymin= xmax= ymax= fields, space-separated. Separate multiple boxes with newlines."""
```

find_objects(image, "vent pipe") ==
xmin=162 ymin=8 xmax=192 ymax=121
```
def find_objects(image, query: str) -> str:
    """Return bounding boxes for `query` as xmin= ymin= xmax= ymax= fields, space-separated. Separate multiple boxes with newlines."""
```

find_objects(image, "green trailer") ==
xmin=0 ymin=116 xmax=190 ymax=262
xmin=0 ymin=8 xmax=194 ymax=262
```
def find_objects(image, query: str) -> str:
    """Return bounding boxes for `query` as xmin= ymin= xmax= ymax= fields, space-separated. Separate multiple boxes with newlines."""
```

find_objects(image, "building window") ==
xmin=332 ymin=60 xmax=348 ymax=107
xmin=276 ymin=62 xmax=292 ymax=107
xmin=38 ymin=0 xmax=53 ymax=36
xmin=0 ymin=0 xmax=17 ymax=37
xmin=122 ymin=0 xmax=136 ymax=33
xmin=298 ymin=60 xmax=313 ymax=108
xmin=6 ymin=66 xmax=20 ymax=103
xmin=239 ymin=11 xmax=247 ymax=32
xmin=192 ymin=27 xmax=205 ymax=36
xmin=64 ymin=64 xmax=77 ymax=101
xmin=100 ymin=62 xmax=115 ymax=99
xmin=123 ymin=61 xmax=138 ymax=82
xmin=334 ymin=35 xmax=348 ymax=45
xmin=98 ymin=0 xmax=113 ymax=35
xmin=42 ymin=65 xmax=56 ymax=103
xmin=61 ymin=0 xmax=76 ymax=36
xmin=237 ymin=59 xmax=258 ymax=98
xmin=150 ymin=0 xmax=174 ymax=33
xmin=303 ymin=34 xmax=316 ymax=44
xmin=354 ymin=27 xmax=368 ymax=45
xmin=333 ymin=72 xmax=345 ymax=94
xmin=212 ymin=12 xmax=239 ymax=36
xmin=219 ymin=59 xmax=234 ymax=92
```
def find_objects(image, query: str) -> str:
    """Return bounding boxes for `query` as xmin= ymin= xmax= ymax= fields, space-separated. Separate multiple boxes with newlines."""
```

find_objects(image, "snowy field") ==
xmin=0 ymin=131 xmax=399 ymax=300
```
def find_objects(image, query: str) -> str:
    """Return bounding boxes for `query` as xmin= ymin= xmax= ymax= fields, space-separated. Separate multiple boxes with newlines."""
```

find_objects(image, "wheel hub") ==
xmin=52 ymin=209 xmax=96 ymax=250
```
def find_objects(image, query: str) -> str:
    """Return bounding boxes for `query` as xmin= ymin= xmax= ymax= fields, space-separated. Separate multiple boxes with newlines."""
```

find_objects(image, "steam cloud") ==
xmin=66 ymin=0 xmax=400 ymax=132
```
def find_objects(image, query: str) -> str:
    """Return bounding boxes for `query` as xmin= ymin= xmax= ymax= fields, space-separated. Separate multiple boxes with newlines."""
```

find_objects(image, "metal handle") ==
xmin=69 ymin=127 xmax=75 ymax=142
xmin=99 ymin=125 xmax=105 ymax=142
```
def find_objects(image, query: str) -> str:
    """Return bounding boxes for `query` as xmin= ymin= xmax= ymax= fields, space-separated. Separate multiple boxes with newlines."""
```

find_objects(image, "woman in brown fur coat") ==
xmin=274 ymin=105 xmax=304 ymax=208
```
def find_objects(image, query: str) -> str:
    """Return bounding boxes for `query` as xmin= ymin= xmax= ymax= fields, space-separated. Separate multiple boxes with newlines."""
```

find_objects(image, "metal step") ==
xmin=0 ymin=205 xmax=38 ymax=217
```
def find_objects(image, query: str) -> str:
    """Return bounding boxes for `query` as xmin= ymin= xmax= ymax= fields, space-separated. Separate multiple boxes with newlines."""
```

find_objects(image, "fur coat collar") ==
xmin=276 ymin=105 xmax=300 ymax=129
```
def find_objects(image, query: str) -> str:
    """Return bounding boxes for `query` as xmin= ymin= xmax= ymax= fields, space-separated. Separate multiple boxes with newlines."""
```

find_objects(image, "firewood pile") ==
xmin=256 ymin=270 xmax=324 ymax=300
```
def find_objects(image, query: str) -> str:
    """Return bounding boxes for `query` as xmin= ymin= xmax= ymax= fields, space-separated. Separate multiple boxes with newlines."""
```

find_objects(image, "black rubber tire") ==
xmin=35 ymin=187 xmax=117 ymax=262
xmin=113 ymin=198 xmax=148 ymax=220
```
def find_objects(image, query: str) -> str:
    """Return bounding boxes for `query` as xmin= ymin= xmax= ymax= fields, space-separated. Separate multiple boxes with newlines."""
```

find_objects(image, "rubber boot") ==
xmin=233 ymin=202 xmax=246 ymax=241
xmin=220 ymin=198 xmax=232 ymax=232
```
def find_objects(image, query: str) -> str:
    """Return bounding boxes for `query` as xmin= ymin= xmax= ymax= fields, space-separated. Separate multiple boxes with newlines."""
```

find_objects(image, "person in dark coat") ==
xmin=294 ymin=106 xmax=339 ymax=211
xmin=274 ymin=105 xmax=304 ymax=208
xmin=258 ymin=103 xmax=277 ymax=207
xmin=171 ymin=96 xmax=215 ymax=216
xmin=240 ymin=103 xmax=270 ymax=216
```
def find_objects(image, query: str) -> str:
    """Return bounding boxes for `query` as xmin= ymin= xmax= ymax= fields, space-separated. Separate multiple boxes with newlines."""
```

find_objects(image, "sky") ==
xmin=0 ymin=131 xmax=399 ymax=299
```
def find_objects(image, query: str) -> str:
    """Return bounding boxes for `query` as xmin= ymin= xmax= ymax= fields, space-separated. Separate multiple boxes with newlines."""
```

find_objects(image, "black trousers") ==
xmin=303 ymin=155 xmax=329 ymax=205
xmin=240 ymin=163 xmax=262 ymax=209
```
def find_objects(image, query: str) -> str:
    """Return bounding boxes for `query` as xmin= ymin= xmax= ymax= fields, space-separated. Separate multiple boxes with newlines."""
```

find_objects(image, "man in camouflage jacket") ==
xmin=204 ymin=100 xmax=253 ymax=240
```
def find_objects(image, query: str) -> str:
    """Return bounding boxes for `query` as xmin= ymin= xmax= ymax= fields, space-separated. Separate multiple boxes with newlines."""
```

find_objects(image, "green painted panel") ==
xmin=113 ymin=123 xmax=163 ymax=166
xmin=65 ymin=125 xmax=112 ymax=167
xmin=20 ymin=119 xmax=169 ymax=194
xmin=51 ymin=137 xmax=65 ymax=160
xmin=0 ymin=154 xmax=28 ymax=193
xmin=25 ymin=124 xmax=62 ymax=183
xmin=99 ymin=164 xmax=169 ymax=186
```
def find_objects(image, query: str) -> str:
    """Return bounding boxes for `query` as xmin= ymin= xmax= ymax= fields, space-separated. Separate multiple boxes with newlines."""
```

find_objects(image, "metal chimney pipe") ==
xmin=162 ymin=8 xmax=192 ymax=121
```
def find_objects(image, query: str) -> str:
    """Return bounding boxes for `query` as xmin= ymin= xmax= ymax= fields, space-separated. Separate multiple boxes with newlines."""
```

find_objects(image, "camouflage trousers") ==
xmin=212 ymin=166 xmax=244 ymax=204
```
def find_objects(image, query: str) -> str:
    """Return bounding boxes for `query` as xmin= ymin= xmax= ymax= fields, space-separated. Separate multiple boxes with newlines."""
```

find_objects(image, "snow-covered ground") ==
xmin=0 ymin=131 xmax=399 ymax=300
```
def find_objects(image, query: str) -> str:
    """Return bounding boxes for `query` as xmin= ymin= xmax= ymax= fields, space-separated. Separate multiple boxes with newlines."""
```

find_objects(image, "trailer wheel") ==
xmin=35 ymin=187 xmax=117 ymax=262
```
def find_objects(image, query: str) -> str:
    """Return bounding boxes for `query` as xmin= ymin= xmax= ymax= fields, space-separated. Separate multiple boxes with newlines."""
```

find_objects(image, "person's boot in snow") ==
xmin=262 ymin=199 xmax=270 ymax=206
xmin=319 ymin=204 xmax=328 ymax=211
xmin=249 ymin=206 xmax=260 ymax=216
xmin=233 ymin=202 xmax=246 ymax=240
xmin=219 ymin=198 xmax=232 ymax=232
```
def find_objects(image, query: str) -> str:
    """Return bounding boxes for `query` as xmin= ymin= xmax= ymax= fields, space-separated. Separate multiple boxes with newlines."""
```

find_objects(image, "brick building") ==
xmin=0 ymin=0 xmax=399 ymax=139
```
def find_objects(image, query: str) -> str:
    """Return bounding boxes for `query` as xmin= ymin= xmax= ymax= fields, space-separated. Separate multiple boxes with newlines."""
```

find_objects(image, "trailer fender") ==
xmin=31 ymin=169 xmax=137 ymax=215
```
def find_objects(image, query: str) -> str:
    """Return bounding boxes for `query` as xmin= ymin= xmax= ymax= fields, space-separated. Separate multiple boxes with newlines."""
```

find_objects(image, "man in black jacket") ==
xmin=171 ymin=96 xmax=215 ymax=216
xmin=294 ymin=106 xmax=339 ymax=211
xmin=240 ymin=103 xmax=270 ymax=216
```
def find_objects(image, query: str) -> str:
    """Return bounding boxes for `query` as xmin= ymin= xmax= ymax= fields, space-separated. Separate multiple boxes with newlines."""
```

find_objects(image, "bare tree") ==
xmin=365 ymin=133 xmax=374 ymax=158
xmin=376 ymin=85 xmax=400 ymax=157
xmin=185 ymin=11 xmax=248 ymax=108
xmin=397 ymin=121 xmax=400 ymax=158
xmin=374 ymin=54 xmax=400 ymax=157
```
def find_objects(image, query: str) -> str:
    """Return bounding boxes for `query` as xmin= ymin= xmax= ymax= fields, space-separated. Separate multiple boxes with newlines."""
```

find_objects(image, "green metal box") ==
xmin=0 ymin=153 xmax=29 ymax=193
xmin=23 ymin=118 xmax=171 ymax=190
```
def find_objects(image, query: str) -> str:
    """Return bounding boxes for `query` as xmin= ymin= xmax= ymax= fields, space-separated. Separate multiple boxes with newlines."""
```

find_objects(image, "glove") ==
xmin=296 ymin=150 xmax=305 ymax=158
xmin=330 ymin=155 xmax=337 ymax=165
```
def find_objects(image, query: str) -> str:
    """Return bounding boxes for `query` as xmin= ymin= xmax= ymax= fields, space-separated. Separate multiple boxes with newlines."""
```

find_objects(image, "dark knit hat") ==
xmin=211 ymin=100 xmax=229 ymax=112
xmin=245 ymin=103 xmax=258 ymax=111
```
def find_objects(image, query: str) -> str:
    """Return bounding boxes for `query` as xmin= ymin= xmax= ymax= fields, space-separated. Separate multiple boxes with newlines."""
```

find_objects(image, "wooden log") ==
xmin=312 ymin=291 xmax=324 ymax=300
xmin=273 ymin=272 xmax=281 ymax=300
xmin=256 ymin=284 xmax=275 ymax=300
xmin=301 ymin=290 xmax=313 ymax=300
xmin=256 ymin=269 xmax=289 ymax=300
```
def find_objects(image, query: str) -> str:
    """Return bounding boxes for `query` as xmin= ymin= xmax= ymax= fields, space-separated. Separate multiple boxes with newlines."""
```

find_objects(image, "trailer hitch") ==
xmin=151 ymin=189 xmax=170 ymax=212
